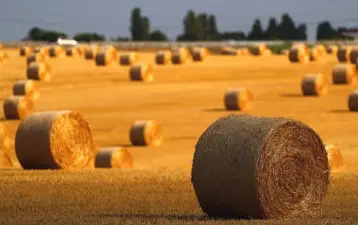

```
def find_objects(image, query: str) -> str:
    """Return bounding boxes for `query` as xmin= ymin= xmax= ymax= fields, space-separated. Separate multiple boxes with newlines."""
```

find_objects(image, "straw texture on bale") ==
xmin=288 ymin=45 xmax=309 ymax=63
xmin=129 ymin=64 xmax=154 ymax=82
xmin=191 ymin=114 xmax=329 ymax=219
xmin=100 ymin=45 xmax=118 ymax=60
xmin=33 ymin=47 xmax=49 ymax=56
xmin=327 ymin=45 xmax=338 ymax=54
xmin=221 ymin=47 xmax=238 ymax=55
xmin=0 ymin=151 xmax=12 ymax=169
xmin=155 ymin=51 xmax=171 ymax=65
xmin=20 ymin=47 xmax=33 ymax=57
xmin=26 ymin=53 xmax=49 ymax=65
xmin=337 ymin=46 xmax=352 ymax=62
xmin=15 ymin=110 xmax=95 ymax=170
xmin=349 ymin=48 xmax=358 ymax=64
xmin=315 ymin=44 xmax=326 ymax=56
xmin=84 ymin=48 xmax=98 ymax=60
xmin=49 ymin=46 xmax=64 ymax=57
xmin=325 ymin=144 xmax=344 ymax=172
xmin=129 ymin=120 xmax=163 ymax=146
xmin=119 ymin=53 xmax=138 ymax=66
xmin=95 ymin=147 xmax=133 ymax=168
xmin=224 ymin=88 xmax=253 ymax=111
xmin=301 ymin=74 xmax=328 ymax=96
xmin=27 ymin=62 xmax=52 ymax=82
xmin=171 ymin=51 xmax=188 ymax=64
xmin=65 ymin=48 xmax=79 ymax=57
xmin=309 ymin=48 xmax=320 ymax=61
xmin=3 ymin=96 xmax=33 ymax=120
xmin=13 ymin=80 xmax=40 ymax=100
xmin=192 ymin=48 xmax=208 ymax=61
xmin=95 ymin=51 xmax=113 ymax=66
xmin=348 ymin=90 xmax=358 ymax=111
xmin=332 ymin=64 xmax=356 ymax=85
xmin=249 ymin=44 xmax=267 ymax=56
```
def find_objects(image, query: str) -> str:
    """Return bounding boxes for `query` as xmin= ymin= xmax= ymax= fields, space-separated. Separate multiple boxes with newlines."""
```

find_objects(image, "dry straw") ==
xmin=15 ymin=110 xmax=96 ymax=170
xmin=348 ymin=90 xmax=358 ymax=111
xmin=309 ymin=48 xmax=320 ymax=61
xmin=327 ymin=45 xmax=338 ymax=54
xmin=324 ymin=144 xmax=344 ymax=172
xmin=0 ymin=151 xmax=12 ymax=169
xmin=26 ymin=53 xmax=49 ymax=65
xmin=95 ymin=147 xmax=133 ymax=168
xmin=65 ymin=48 xmax=79 ymax=57
xmin=349 ymin=48 xmax=358 ymax=64
xmin=155 ymin=51 xmax=172 ymax=65
xmin=129 ymin=120 xmax=163 ymax=146
xmin=224 ymin=88 xmax=254 ymax=111
xmin=20 ymin=46 xmax=33 ymax=57
xmin=120 ymin=52 xmax=138 ymax=66
xmin=0 ymin=123 xmax=13 ymax=168
xmin=192 ymin=47 xmax=208 ymax=61
xmin=249 ymin=44 xmax=267 ymax=56
xmin=331 ymin=64 xmax=357 ymax=85
xmin=95 ymin=51 xmax=113 ymax=66
xmin=13 ymin=80 xmax=40 ymax=100
xmin=129 ymin=63 xmax=154 ymax=82
xmin=3 ymin=96 xmax=33 ymax=120
xmin=191 ymin=114 xmax=329 ymax=219
xmin=288 ymin=44 xmax=309 ymax=63
xmin=33 ymin=47 xmax=49 ymax=56
xmin=238 ymin=48 xmax=249 ymax=55
xmin=49 ymin=46 xmax=64 ymax=57
xmin=301 ymin=74 xmax=328 ymax=96
xmin=221 ymin=47 xmax=238 ymax=55
xmin=27 ymin=62 xmax=52 ymax=82
xmin=337 ymin=46 xmax=352 ymax=62
xmin=315 ymin=44 xmax=326 ymax=56
xmin=84 ymin=45 xmax=99 ymax=60
xmin=171 ymin=47 xmax=190 ymax=64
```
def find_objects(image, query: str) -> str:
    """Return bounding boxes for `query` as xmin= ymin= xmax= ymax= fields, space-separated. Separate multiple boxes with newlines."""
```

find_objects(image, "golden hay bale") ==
xmin=191 ymin=114 xmax=329 ymax=219
xmin=33 ymin=47 xmax=49 ymax=56
xmin=13 ymin=80 xmax=40 ymax=100
xmin=224 ymin=88 xmax=253 ymax=111
xmin=129 ymin=64 xmax=154 ymax=82
xmin=129 ymin=120 xmax=163 ymax=147
xmin=95 ymin=147 xmax=133 ymax=168
xmin=99 ymin=45 xmax=118 ymax=60
xmin=119 ymin=52 xmax=138 ymax=66
xmin=315 ymin=44 xmax=326 ymax=56
xmin=171 ymin=51 xmax=188 ymax=64
xmin=27 ymin=62 xmax=52 ymax=82
xmin=15 ymin=110 xmax=95 ymax=170
xmin=301 ymin=74 xmax=328 ymax=96
xmin=327 ymin=45 xmax=338 ymax=54
xmin=26 ymin=53 xmax=49 ymax=65
xmin=65 ymin=48 xmax=80 ymax=57
xmin=172 ymin=47 xmax=190 ymax=57
xmin=325 ymin=144 xmax=344 ymax=172
xmin=337 ymin=46 xmax=352 ymax=62
xmin=349 ymin=48 xmax=358 ymax=64
xmin=3 ymin=96 xmax=33 ymax=120
xmin=332 ymin=64 xmax=357 ymax=85
xmin=48 ymin=46 xmax=64 ymax=57
xmin=84 ymin=48 xmax=97 ymax=60
xmin=155 ymin=51 xmax=171 ymax=65
xmin=192 ymin=47 xmax=208 ymax=61
xmin=309 ymin=48 xmax=320 ymax=61
xmin=249 ymin=44 xmax=267 ymax=56
xmin=221 ymin=47 xmax=238 ymax=55
xmin=95 ymin=51 xmax=113 ymax=66
xmin=288 ymin=45 xmax=309 ymax=63
xmin=20 ymin=46 xmax=33 ymax=57
xmin=238 ymin=48 xmax=249 ymax=55
xmin=348 ymin=90 xmax=358 ymax=111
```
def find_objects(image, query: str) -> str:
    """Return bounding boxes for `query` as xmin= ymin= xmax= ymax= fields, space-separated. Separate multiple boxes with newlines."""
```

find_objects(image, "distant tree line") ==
xmin=25 ymin=8 xmax=357 ymax=42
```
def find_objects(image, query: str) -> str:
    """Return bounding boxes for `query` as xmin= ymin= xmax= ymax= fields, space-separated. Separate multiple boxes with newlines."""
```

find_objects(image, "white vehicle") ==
xmin=57 ymin=38 xmax=78 ymax=46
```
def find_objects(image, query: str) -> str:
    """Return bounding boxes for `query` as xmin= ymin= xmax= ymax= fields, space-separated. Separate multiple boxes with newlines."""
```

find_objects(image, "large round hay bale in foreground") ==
xmin=20 ymin=47 xmax=33 ymax=57
xmin=27 ymin=62 xmax=52 ymax=82
xmin=224 ymin=88 xmax=253 ymax=111
xmin=95 ymin=51 xmax=113 ymax=66
xmin=95 ymin=147 xmax=133 ymax=168
xmin=3 ymin=96 xmax=33 ymax=120
xmin=13 ymin=80 xmax=40 ymax=100
xmin=348 ymin=90 xmax=358 ymax=111
xmin=0 ymin=151 xmax=12 ymax=169
xmin=325 ymin=144 xmax=344 ymax=172
xmin=119 ymin=53 xmax=138 ymax=66
xmin=15 ymin=110 xmax=95 ymax=170
xmin=129 ymin=64 xmax=153 ymax=82
xmin=332 ymin=64 xmax=356 ymax=85
xmin=288 ymin=45 xmax=309 ymax=63
xmin=349 ymin=48 xmax=358 ymax=64
xmin=26 ymin=53 xmax=49 ymax=65
xmin=155 ymin=51 xmax=171 ymax=65
xmin=192 ymin=47 xmax=208 ymax=61
xmin=337 ymin=46 xmax=352 ymax=62
xmin=129 ymin=120 xmax=163 ymax=146
xmin=301 ymin=74 xmax=327 ymax=96
xmin=192 ymin=114 xmax=329 ymax=219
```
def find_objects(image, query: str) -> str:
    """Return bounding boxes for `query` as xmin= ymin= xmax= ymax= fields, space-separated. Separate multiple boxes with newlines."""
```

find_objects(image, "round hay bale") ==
xmin=100 ymin=45 xmax=118 ymax=60
xmin=155 ymin=51 xmax=171 ymax=65
xmin=192 ymin=48 xmax=208 ymax=61
xmin=332 ymin=64 xmax=356 ymax=85
xmin=84 ymin=48 xmax=97 ymax=60
xmin=15 ymin=110 xmax=95 ymax=170
xmin=348 ymin=90 xmax=358 ymax=111
xmin=129 ymin=64 xmax=153 ymax=82
xmin=315 ymin=44 xmax=326 ymax=56
xmin=249 ymin=44 xmax=267 ymax=56
xmin=49 ymin=46 xmax=64 ymax=57
xmin=337 ymin=46 xmax=352 ymax=62
xmin=26 ymin=53 xmax=49 ymax=65
xmin=0 ymin=151 xmax=12 ymax=169
xmin=324 ymin=144 xmax=344 ymax=172
xmin=95 ymin=147 xmax=133 ymax=168
xmin=288 ymin=45 xmax=309 ymax=63
xmin=221 ymin=47 xmax=238 ymax=55
xmin=237 ymin=48 xmax=249 ymax=55
xmin=191 ymin=114 xmax=329 ymax=219
xmin=33 ymin=47 xmax=49 ymax=56
xmin=129 ymin=120 xmax=163 ymax=146
xmin=65 ymin=48 xmax=79 ymax=57
xmin=20 ymin=47 xmax=33 ymax=57
xmin=119 ymin=52 xmax=138 ymax=66
xmin=172 ymin=47 xmax=190 ymax=57
xmin=301 ymin=74 xmax=328 ymax=96
xmin=13 ymin=80 xmax=40 ymax=100
xmin=309 ymin=48 xmax=320 ymax=61
xmin=27 ymin=62 xmax=52 ymax=82
xmin=349 ymin=48 xmax=358 ymax=64
xmin=3 ymin=96 xmax=33 ymax=120
xmin=224 ymin=88 xmax=253 ymax=111
xmin=95 ymin=51 xmax=113 ymax=66
xmin=171 ymin=51 xmax=188 ymax=64
xmin=327 ymin=45 xmax=338 ymax=54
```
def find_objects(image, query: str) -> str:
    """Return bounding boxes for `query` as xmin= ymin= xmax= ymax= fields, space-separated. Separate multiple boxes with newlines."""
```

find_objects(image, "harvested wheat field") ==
xmin=1 ymin=47 xmax=358 ymax=224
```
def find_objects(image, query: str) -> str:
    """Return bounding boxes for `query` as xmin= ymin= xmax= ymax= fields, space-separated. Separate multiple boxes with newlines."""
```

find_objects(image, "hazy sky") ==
xmin=0 ymin=0 xmax=357 ymax=41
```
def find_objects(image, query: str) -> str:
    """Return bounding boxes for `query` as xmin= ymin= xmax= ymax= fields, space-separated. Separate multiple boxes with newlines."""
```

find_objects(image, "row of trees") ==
xmin=25 ymin=8 xmax=356 ymax=42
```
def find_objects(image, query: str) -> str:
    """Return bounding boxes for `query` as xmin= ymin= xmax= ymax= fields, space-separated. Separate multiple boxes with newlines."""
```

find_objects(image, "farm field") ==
xmin=1 ymin=48 xmax=358 ymax=224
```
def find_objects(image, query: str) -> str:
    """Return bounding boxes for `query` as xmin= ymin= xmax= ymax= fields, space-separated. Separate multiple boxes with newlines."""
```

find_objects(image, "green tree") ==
xmin=296 ymin=24 xmax=307 ymax=40
xmin=141 ymin=16 xmax=151 ymax=40
xmin=278 ymin=13 xmax=297 ymax=40
xmin=130 ymin=7 xmax=144 ymax=40
xmin=178 ymin=10 xmax=199 ymax=40
xmin=248 ymin=19 xmax=265 ymax=40
xmin=265 ymin=18 xmax=279 ymax=40
xmin=220 ymin=31 xmax=246 ymax=40
xmin=149 ymin=30 xmax=168 ymax=41
xmin=316 ymin=21 xmax=338 ymax=40
xmin=207 ymin=15 xmax=220 ymax=40
xmin=27 ymin=27 xmax=68 ymax=42
xmin=73 ymin=32 xmax=105 ymax=42
xmin=197 ymin=13 xmax=208 ymax=40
